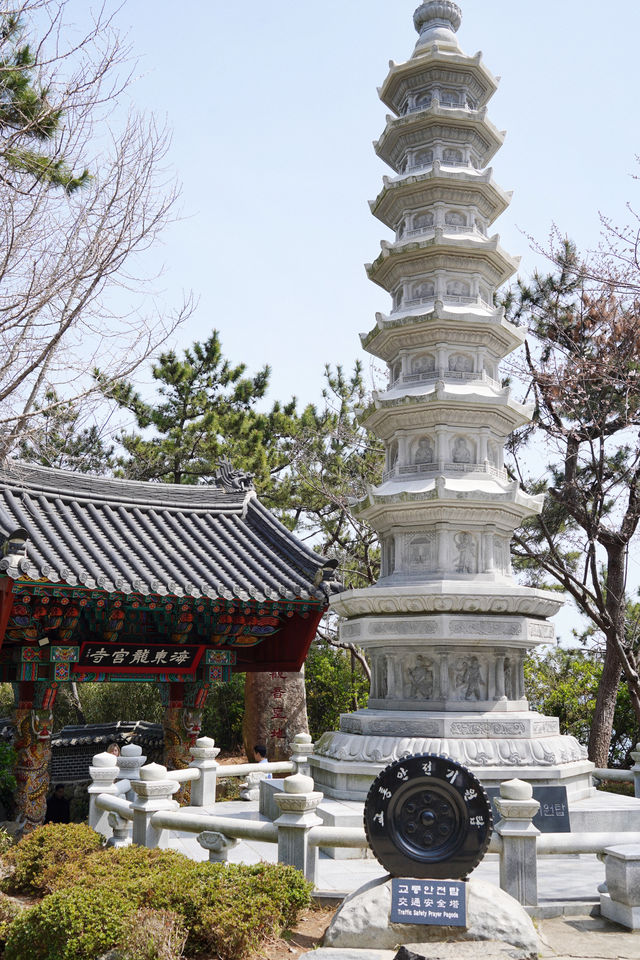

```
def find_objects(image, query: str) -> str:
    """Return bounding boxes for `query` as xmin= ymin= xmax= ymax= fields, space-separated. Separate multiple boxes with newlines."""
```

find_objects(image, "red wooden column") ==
xmin=161 ymin=681 xmax=209 ymax=803
xmin=13 ymin=679 xmax=57 ymax=834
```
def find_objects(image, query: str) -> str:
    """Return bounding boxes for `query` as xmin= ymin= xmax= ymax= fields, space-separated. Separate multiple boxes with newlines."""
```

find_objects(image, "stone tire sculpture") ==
xmin=363 ymin=753 xmax=493 ymax=879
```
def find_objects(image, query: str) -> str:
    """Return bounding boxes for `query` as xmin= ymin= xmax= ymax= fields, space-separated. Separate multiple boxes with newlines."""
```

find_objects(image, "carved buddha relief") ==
xmin=454 ymin=531 xmax=477 ymax=574
xmin=452 ymin=437 xmax=473 ymax=463
xmin=449 ymin=353 xmax=473 ymax=373
xmin=412 ymin=353 xmax=435 ymax=375
xmin=455 ymin=655 xmax=484 ymax=701
xmin=414 ymin=436 xmax=435 ymax=464
xmin=406 ymin=655 xmax=435 ymax=700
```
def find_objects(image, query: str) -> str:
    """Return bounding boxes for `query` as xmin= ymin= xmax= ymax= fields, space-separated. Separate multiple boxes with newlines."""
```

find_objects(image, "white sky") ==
xmin=57 ymin=0 xmax=640 ymax=644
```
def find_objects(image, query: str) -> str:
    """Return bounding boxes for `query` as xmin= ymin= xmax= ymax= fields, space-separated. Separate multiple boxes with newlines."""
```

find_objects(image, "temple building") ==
xmin=0 ymin=460 xmax=340 ymax=830
xmin=311 ymin=0 xmax=595 ymax=800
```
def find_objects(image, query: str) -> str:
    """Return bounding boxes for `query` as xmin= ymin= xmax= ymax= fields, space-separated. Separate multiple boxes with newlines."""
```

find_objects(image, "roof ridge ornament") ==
xmin=413 ymin=0 xmax=462 ymax=47
xmin=215 ymin=458 xmax=255 ymax=493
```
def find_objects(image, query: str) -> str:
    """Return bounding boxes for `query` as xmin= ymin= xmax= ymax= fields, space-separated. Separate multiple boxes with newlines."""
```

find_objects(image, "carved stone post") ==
xmin=88 ymin=751 xmax=121 ymax=839
xmin=131 ymin=762 xmax=180 ymax=849
xmin=116 ymin=744 xmax=146 ymax=802
xmin=188 ymin=736 xmax=220 ymax=807
xmin=494 ymin=778 xmax=540 ymax=907
xmin=290 ymin=733 xmax=314 ymax=778
xmin=107 ymin=812 xmax=132 ymax=849
xmin=631 ymin=743 xmax=640 ymax=799
xmin=197 ymin=830 xmax=239 ymax=863
xmin=274 ymin=773 xmax=323 ymax=884
xmin=600 ymin=844 xmax=640 ymax=930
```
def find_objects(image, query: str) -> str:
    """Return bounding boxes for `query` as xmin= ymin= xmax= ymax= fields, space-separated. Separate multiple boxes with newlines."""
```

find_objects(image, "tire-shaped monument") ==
xmin=363 ymin=753 xmax=493 ymax=879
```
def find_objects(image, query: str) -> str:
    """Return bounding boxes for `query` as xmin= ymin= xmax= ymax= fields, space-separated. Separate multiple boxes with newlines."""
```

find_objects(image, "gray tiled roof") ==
xmin=0 ymin=462 xmax=340 ymax=604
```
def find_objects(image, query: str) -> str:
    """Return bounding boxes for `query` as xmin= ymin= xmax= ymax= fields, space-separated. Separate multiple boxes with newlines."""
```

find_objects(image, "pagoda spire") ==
xmin=413 ymin=1 xmax=462 ymax=50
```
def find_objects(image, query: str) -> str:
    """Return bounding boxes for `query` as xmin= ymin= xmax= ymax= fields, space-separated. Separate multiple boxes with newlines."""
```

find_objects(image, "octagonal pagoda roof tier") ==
xmin=374 ymin=108 xmax=504 ymax=172
xmin=370 ymin=167 xmax=512 ymax=230
xmin=378 ymin=50 xmax=499 ymax=115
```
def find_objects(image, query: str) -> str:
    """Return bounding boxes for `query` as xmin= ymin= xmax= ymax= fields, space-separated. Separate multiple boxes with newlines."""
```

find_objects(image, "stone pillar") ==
xmin=600 ymin=844 xmax=640 ymax=930
xmin=188 ymin=736 xmax=220 ymax=807
xmin=13 ymin=681 xmax=56 ymax=834
xmin=290 ymin=733 xmax=314 ymax=778
xmin=438 ymin=650 xmax=449 ymax=699
xmin=495 ymin=652 xmax=506 ymax=700
xmin=131 ymin=762 xmax=180 ymax=849
xmin=494 ymin=778 xmax=540 ymax=908
xmin=197 ymin=830 xmax=239 ymax=863
xmin=116 ymin=744 xmax=146 ymax=801
xmin=88 ymin=751 xmax=121 ymax=839
xmin=107 ymin=812 xmax=132 ymax=849
xmin=631 ymin=744 xmax=640 ymax=799
xmin=274 ymin=773 xmax=323 ymax=884
xmin=243 ymin=669 xmax=310 ymax=762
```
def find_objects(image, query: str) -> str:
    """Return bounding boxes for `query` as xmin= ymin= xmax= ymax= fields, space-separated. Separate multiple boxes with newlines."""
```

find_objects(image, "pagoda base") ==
xmin=310 ymin=709 xmax=595 ymax=802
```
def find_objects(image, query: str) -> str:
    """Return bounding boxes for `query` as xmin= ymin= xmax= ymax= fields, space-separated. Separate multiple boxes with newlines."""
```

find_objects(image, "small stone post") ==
xmin=188 ymin=736 xmax=220 ymax=807
xmin=630 ymin=743 xmax=640 ymax=799
xmin=88 ymin=751 xmax=121 ymax=839
xmin=116 ymin=744 xmax=146 ymax=801
xmin=274 ymin=773 xmax=323 ymax=884
xmin=131 ymin=762 xmax=180 ymax=849
xmin=197 ymin=830 xmax=239 ymax=863
xmin=107 ymin=812 xmax=132 ymax=849
xmin=600 ymin=844 xmax=640 ymax=929
xmin=290 ymin=733 xmax=314 ymax=778
xmin=494 ymin=778 xmax=540 ymax=907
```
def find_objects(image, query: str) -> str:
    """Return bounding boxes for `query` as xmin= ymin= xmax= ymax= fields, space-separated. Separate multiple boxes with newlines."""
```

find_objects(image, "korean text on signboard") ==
xmin=76 ymin=643 xmax=205 ymax=676
xmin=391 ymin=879 xmax=467 ymax=927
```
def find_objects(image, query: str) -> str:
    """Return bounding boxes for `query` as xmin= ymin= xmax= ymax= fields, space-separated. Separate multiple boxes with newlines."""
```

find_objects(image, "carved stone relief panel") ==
xmin=453 ymin=655 xmax=486 ymax=701
xmin=413 ymin=435 xmax=435 ymax=464
xmin=448 ymin=353 xmax=473 ymax=373
xmin=451 ymin=436 xmax=474 ymax=463
xmin=412 ymin=353 xmax=436 ymax=374
xmin=407 ymin=533 xmax=436 ymax=573
xmin=405 ymin=655 xmax=435 ymax=700
xmin=453 ymin=531 xmax=477 ymax=574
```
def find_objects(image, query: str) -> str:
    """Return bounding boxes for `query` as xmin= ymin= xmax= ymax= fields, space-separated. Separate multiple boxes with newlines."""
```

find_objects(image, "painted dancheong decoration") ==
xmin=311 ymin=0 xmax=594 ymax=801
xmin=0 ymin=461 xmax=341 ymax=830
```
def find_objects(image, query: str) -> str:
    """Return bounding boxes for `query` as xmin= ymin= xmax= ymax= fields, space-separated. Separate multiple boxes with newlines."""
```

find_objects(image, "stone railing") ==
xmin=88 ymin=752 xmax=640 ymax=924
xmin=593 ymin=746 xmax=640 ymax=798
xmin=382 ymin=460 xmax=507 ymax=483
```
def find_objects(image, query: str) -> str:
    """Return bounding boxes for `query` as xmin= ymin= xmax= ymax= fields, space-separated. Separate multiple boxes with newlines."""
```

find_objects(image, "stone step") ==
xmin=302 ymin=944 xmax=531 ymax=960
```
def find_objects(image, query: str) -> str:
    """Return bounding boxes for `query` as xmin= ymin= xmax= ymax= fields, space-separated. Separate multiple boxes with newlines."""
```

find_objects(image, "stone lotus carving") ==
xmin=414 ymin=1 xmax=462 ymax=36
xmin=314 ymin=731 xmax=587 ymax=767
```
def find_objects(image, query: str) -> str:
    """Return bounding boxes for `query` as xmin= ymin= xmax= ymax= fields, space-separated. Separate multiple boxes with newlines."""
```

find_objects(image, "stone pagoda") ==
xmin=311 ymin=0 xmax=593 ymax=802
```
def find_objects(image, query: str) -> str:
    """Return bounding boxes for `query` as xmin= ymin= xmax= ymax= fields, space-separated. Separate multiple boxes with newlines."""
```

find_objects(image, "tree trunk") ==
xmin=68 ymin=682 xmax=87 ymax=725
xmin=243 ymin=669 xmax=309 ymax=762
xmin=588 ymin=643 xmax=621 ymax=767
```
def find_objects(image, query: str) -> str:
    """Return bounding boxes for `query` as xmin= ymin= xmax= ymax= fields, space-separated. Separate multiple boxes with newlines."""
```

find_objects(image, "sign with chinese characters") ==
xmin=391 ymin=879 xmax=467 ymax=926
xmin=75 ymin=643 xmax=205 ymax=675
xmin=485 ymin=785 xmax=570 ymax=833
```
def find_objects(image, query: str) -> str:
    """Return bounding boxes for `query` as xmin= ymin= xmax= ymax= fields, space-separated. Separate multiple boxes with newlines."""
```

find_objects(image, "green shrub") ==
xmin=117 ymin=908 xmax=187 ymax=960
xmin=1 ymin=823 xmax=104 ymax=895
xmin=0 ymin=827 xmax=15 ymax=857
xmin=44 ymin=845 xmax=191 ymax=896
xmin=4 ymin=885 xmax=135 ymax=960
xmin=0 ymin=893 xmax=23 ymax=950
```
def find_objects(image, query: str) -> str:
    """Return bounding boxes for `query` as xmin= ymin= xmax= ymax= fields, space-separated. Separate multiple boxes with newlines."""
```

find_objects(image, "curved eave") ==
xmin=356 ymin=481 xmax=543 ymax=526
xmin=360 ymin=394 xmax=532 ymax=440
xmin=379 ymin=51 xmax=499 ymax=115
xmin=360 ymin=308 xmax=526 ymax=361
xmin=0 ymin=461 xmax=341 ymax=605
xmin=370 ymin=167 xmax=512 ymax=230
xmin=374 ymin=108 xmax=505 ymax=171
xmin=366 ymin=235 xmax=519 ymax=291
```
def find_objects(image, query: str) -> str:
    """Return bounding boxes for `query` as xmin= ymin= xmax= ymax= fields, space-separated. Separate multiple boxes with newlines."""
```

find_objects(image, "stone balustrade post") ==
xmin=197 ymin=830 xmax=239 ymax=863
xmin=88 ymin=751 xmax=120 ymax=839
xmin=131 ymin=762 xmax=180 ymax=849
xmin=600 ymin=844 xmax=640 ymax=929
xmin=116 ymin=744 xmax=146 ymax=801
xmin=494 ymin=778 xmax=540 ymax=907
xmin=274 ymin=773 xmax=323 ymax=884
xmin=107 ymin=812 xmax=132 ymax=849
xmin=290 ymin=733 xmax=314 ymax=778
xmin=188 ymin=736 xmax=220 ymax=807
xmin=630 ymin=743 xmax=640 ymax=799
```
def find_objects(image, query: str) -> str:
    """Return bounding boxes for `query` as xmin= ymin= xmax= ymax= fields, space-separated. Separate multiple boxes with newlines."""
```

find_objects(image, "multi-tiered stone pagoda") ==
xmin=311 ymin=0 xmax=593 ymax=801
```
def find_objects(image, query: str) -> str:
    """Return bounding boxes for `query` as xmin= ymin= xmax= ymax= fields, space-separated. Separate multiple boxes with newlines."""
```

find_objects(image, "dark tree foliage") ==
xmin=18 ymin=391 xmax=115 ymax=473
xmin=505 ymin=238 xmax=640 ymax=765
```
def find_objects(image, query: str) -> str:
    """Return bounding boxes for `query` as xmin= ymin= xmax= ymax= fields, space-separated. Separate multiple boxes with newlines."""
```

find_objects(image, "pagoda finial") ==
xmin=413 ymin=1 xmax=462 ymax=45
